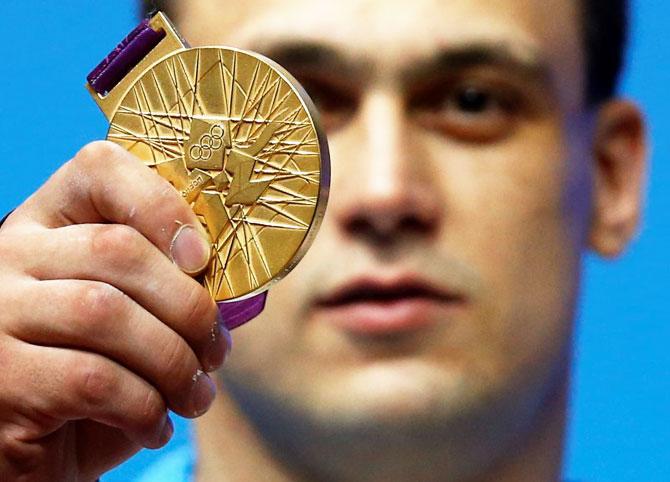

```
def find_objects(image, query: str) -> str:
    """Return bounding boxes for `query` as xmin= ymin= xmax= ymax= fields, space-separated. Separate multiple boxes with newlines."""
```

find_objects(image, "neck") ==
xmin=195 ymin=378 xmax=296 ymax=482
xmin=471 ymin=372 xmax=569 ymax=482
xmin=196 ymin=368 xmax=570 ymax=482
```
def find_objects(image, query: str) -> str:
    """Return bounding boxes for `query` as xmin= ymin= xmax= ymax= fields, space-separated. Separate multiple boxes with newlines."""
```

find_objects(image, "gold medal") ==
xmin=87 ymin=13 xmax=329 ymax=303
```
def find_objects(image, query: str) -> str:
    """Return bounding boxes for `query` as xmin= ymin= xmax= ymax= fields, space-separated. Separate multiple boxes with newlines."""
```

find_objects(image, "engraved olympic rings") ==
xmin=189 ymin=123 xmax=225 ymax=161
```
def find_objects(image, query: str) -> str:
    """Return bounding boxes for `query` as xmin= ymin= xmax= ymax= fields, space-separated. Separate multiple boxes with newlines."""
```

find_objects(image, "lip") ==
xmin=313 ymin=275 xmax=466 ymax=335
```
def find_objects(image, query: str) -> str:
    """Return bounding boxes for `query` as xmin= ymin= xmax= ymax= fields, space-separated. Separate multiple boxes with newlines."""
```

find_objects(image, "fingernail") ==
xmin=170 ymin=225 xmax=211 ymax=274
xmin=203 ymin=316 xmax=232 ymax=372
xmin=190 ymin=369 xmax=216 ymax=417
xmin=159 ymin=416 xmax=174 ymax=445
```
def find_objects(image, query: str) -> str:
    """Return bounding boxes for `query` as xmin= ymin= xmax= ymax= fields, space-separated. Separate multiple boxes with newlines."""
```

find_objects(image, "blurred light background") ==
xmin=0 ymin=2 xmax=667 ymax=481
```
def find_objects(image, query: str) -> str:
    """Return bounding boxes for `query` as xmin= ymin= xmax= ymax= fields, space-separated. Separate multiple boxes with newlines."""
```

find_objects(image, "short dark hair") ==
xmin=140 ymin=0 xmax=628 ymax=105
xmin=582 ymin=0 xmax=629 ymax=104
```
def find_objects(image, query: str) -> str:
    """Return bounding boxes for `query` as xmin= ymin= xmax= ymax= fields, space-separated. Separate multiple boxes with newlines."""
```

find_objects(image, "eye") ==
xmin=290 ymin=71 xmax=357 ymax=132
xmin=411 ymin=79 xmax=522 ymax=143
xmin=455 ymin=86 xmax=496 ymax=113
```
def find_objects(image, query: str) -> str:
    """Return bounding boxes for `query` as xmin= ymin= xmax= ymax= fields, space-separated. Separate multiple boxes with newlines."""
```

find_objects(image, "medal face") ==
xmin=107 ymin=47 xmax=329 ymax=301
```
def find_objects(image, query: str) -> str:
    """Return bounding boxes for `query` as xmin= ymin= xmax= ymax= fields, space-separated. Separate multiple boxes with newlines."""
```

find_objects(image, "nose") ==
xmin=332 ymin=88 xmax=444 ymax=247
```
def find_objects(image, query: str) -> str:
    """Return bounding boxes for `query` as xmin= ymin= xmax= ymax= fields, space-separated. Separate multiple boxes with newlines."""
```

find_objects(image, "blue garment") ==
xmin=136 ymin=445 xmax=195 ymax=482
xmin=132 ymin=442 xmax=578 ymax=482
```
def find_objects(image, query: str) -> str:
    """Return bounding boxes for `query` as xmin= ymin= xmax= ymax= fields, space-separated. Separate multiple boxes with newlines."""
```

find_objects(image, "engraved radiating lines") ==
xmin=212 ymin=221 xmax=238 ymax=295
xmin=113 ymin=109 xmax=191 ymax=137
xmin=216 ymin=50 xmax=233 ymax=149
xmin=165 ymin=57 xmax=188 ymax=141
xmin=150 ymin=68 xmax=180 ymax=147
xmin=236 ymin=205 xmax=284 ymax=287
xmin=244 ymin=69 xmax=277 ymax=142
xmin=213 ymin=50 xmax=318 ymax=296
xmin=255 ymin=169 xmax=320 ymax=184
xmin=110 ymin=48 xmax=323 ymax=299
xmin=129 ymin=85 xmax=157 ymax=162
xmin=245 ymin=108 xmax=317 ymax=193
xmin=239 ymin=67 xmax=284 ymax=143
xmin=191 ymin=49 xmax=201 ymax=119
xmin=260 ymin=118 xmax=317 ymax=191
xmin=262 ymin=195 xmax=317 ymax=206
xmin=229 ymin=51 xmax=237 ymax=122
xmin=241 ymin=207 xmax=273 ymax=280
xmin=234 ymin=60 xmax=261 ymax=141
xmin=230 ymin=112 xmax=318 ymax=261
xmin=213 ymin=202 xmax=273 ymax=297
xmin=229 ymin=205 xmax=262 ymax=287
xmin=256 ymin=201 xmax=310 ymax=229
xmin=140 ymin=75 xmax=175 ymax=160
xmin=211 ymin=51 xmax=318 ymax=293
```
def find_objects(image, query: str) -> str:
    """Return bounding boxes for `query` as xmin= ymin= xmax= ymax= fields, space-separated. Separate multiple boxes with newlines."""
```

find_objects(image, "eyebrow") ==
xmin=407 ymin=42 xmax=551 ymax=85
xmin=257 ymin=41 xmax=366 ymax=77
xmin=256 ymin=40 xmax=550 ymax=87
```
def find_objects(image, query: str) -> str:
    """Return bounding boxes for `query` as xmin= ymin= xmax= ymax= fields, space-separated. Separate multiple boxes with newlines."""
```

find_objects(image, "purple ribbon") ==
xmin=218 ymin=292 xmax=268 ymax=330
xmin=87 ymin=19 xmax=165 ymax=96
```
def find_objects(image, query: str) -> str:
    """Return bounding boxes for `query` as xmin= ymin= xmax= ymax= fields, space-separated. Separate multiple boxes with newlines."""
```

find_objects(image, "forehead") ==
xmin=176 ymin=0 xmax=584 ymax=105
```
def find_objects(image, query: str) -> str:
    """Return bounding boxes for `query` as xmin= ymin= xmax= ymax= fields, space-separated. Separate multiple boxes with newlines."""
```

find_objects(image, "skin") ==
xmin=0 ymin=142 xmax=230 ymax=481
xmin=0 ymin=0 xmax=646 ymax=481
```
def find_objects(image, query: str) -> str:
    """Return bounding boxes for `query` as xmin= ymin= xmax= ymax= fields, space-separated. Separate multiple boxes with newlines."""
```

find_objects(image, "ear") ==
xmin=589 ymin=100 xmax=648 ymax=258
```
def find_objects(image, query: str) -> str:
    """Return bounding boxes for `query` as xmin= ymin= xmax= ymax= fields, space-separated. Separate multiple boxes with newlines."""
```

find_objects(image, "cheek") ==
xmin=441 ymin=122 xmax=585 ymax=376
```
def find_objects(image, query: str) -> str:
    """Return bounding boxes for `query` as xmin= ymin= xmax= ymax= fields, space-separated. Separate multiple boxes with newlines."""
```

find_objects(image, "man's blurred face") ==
xmin=178 ymin=0 xmax=591 ymax=466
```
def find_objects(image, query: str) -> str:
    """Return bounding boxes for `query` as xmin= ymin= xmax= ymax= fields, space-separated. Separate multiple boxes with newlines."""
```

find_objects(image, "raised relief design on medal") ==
xmin=185 ymin=119 xmax=229 ymax=171
xmin=107 ymin=48 xmax=327 ymax=301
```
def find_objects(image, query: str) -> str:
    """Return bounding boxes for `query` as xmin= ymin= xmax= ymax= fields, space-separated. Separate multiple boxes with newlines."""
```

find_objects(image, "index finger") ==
xmin=21 ymin=141 xmax=211 ymax=266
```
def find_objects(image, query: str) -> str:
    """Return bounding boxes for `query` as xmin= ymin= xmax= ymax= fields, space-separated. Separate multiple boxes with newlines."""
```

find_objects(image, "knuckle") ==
xmin=69 ymin=357 xmax=116 ymax=408
xmin=73 ymin=141 xmax=122 ymax=169
xmin=156 ymin=177 xmax=178 ymax=198
xmin=77 ymin=282 xmax=125 ymax=323
xmin=89 ymin=224 xmax=145 ymax=268
xmin=0 ymin=426 xmax=41 ymax=474
xmin=154 ymin=179 xmax=187 ymax=213
xmin=0 ymin=226 xmax=32 ymax=264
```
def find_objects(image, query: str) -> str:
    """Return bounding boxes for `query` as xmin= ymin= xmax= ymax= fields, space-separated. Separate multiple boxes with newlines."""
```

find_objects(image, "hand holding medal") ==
xmin=87 ymin=12 xmax=330 ymax=329
xmin=0 ymin=11 xmax=329 ymax=480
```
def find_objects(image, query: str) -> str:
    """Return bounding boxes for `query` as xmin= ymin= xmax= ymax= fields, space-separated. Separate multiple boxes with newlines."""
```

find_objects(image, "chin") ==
xmin=298 ymin=357 xmax=482 ymax=426
xmin=227 ymin=326 xmax=521 ymax=435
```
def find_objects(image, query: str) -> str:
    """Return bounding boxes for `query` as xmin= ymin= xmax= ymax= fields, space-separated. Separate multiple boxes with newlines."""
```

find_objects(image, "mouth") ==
xmin=313 ymin=277 xmax=466 ymax=335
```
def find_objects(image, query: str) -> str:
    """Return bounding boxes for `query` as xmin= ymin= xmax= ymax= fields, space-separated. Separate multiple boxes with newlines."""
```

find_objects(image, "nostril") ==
xmin=343 ymin=210 xmax=435 ymax=244
xmin=399 ymin=215 xmax=434 ymax=235
xmin=346 ymin=216 xmax=374 ymax=237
